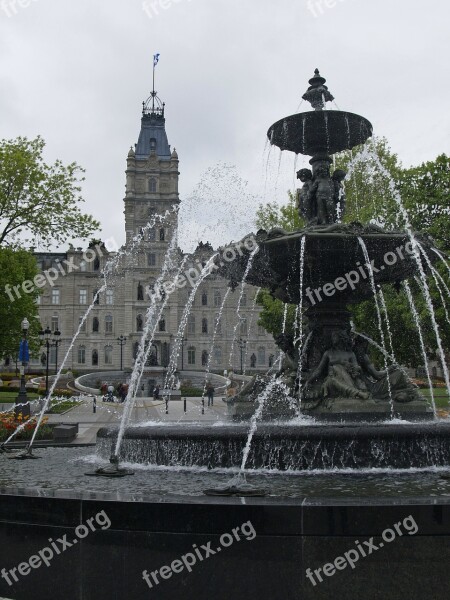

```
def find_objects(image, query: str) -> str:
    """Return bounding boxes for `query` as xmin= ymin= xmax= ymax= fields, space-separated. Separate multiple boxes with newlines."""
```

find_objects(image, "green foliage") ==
xmin=0 ymin=136 xmax=100 ymax=248
xmin=0 ymin=247 xmax=41 ymax=359
xmin=256 ymin=191 xmax=305 ymax=231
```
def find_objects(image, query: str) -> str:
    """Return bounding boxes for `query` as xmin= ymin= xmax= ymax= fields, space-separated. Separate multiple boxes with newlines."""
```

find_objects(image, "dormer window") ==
xmin=150 ymin=138 xmax=157 ymax=151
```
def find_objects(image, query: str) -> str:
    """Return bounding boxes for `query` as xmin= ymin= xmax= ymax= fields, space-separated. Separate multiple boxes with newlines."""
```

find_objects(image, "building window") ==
xmin=106 ymin=290 xmax=114 ymax=305
xmin=104 ymin=346 xmax=113 ymax=365
xmin=148 ymin=253 xmax=156 ymax=267
xmin=77 ymin=346 xmax=86 ymax=364
xmin=93 ymin=290 xmax=100 ymax=305
xmin=136 ymin=314 xmax=144 ymax=332
xmin=241 ymin=293 xmax=247 ymax=307
xmin=250 ymin=354 xmax=257 ymax=368
xmin=201 ymin=292 xmax=208 ymax=306
xmin=150 ymin=138 xmax=157 ymax=151
xmin=105 ymin=315 xmax=113 ymax=334
xmin=159 ymin=318 xmax=166 ymax=332
xmin=202 ymin=318 xmax=208 ymax=334
xmin=214 ymin=347 xmax=222 ymax=365
xmin=149 ymin=178 xmax=157 ymax=192
xmin=258 ymin=347 xmax=266 ymax=366
xmin=148 ymin=228 xmax=156 ymax=241
xmin=159 ymin=227 xmax=165 ymax=241
xmin=240 ymin=318 xmax=247 ymax=336
xmin=51 ymin=316 xmax=59 ymax=332
xmin=269 ymin=354 xmax=275 ymax=368
xmin=79 ymin=289 xmax=87 ymax=305
xmin=79 ymin=260 xmax=87 ymax=272
xmin=188 ymin=346 xmax=196 ymax=365
xmin=79 ymin=316 xmax=86 ymax=333
xmin=93 ymin=257 xmax=100 ymax=272
xmin=188 ymin=315 xmax=195 ymax=335
xmin=213 ymin=290 xmax=221 ymax=307
xmin=214 ymin=314 xmax=222 ymax=334
xmin=52 ymin=289 xmax=60 ymax=305
xmin=92 ymin=350 xmax=99 ymax=366
xmin=201 ymin=350 xmax=208 ymax=366
xmin=93 ymin=317 xmax=99 ymax=333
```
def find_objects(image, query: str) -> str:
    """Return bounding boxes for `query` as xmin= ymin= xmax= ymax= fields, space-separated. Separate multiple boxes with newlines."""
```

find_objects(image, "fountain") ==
xmin=1 ymin=70 xmax=450 ymax=600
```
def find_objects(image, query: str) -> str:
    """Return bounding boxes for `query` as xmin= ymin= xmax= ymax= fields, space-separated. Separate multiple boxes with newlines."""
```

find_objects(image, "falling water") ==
xmin=243 ymin=287 xmax=261 ymax=376
xmin=352 ymin=141 xmax=450 ymax=398
xmin=403 ymin=281 xmax=437 ymax=414
xmin=377 ymin=288 xmax=396 ymax=361
xmin=229 ymin=246 xmax=260 ymax=365
xmin=358 ymin=237 xmax=394 ymax=417
xmin=296 ymin=236 xmax=306 ymax=415
xmin=417 ymin=244 xmax=450 ymax=327
xmin=431 ymin=247 xmax=450 ymax=278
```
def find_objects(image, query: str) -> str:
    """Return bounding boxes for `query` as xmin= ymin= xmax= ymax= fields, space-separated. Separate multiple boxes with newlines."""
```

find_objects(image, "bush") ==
xmin=180 ymin=386 xmax=204 ymax=397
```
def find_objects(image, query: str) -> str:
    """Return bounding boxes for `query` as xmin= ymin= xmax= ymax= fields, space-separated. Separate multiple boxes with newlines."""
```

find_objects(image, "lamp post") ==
xmin=180 ymin=336 xmax=187 ymax=371
xmin=39 ymin=326 xmax=61 ymax=396
xmin=237 ymin=338 xmax=247 ymax=375
xmin=53 ymin=329 xmax=61 ymax=374
xmin=15 ymin=317 xmax=30 ymax=418
xmin=117 ymin=335 xmax=127 ymax=371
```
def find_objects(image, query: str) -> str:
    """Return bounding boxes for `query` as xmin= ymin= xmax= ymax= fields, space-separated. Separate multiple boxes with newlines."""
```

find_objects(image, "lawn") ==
xmin=0 ymin=391 xmax=40 ymax=403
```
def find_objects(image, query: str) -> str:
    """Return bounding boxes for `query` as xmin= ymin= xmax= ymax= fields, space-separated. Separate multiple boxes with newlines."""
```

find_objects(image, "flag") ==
xmin=153 ymin=53 xmax=160 ymax=68
xmin=18 ymin=339 xmax=29 ymax=363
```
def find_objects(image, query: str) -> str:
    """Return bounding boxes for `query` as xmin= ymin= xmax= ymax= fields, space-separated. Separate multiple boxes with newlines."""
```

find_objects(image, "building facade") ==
xmin=34 ymin=91 xmax=278 ymax=375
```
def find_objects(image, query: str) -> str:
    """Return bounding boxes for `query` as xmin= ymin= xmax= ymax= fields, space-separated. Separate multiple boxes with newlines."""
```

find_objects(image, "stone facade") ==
xmin=34 ymin=98 xmax=278 ymax=375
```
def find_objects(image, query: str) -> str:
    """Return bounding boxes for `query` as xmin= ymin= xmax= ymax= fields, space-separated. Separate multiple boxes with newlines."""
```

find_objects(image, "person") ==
xmin=206 ymin=382 xmax=215 ymax=407
xmin=153 ymin=384 xmax=160 ymax=400
xmin=306 ymin=330 xmax=370 ymax=400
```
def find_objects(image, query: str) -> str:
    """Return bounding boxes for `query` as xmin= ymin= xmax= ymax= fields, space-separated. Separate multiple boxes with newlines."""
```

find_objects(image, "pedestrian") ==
xmin=206 ymin=382 xmax=215 ymax=407
xmin=153 ymin=385 xmax=160 ymax=400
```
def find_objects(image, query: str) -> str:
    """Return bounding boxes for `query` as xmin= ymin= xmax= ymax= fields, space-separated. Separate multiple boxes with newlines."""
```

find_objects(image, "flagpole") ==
xmin=152 ymin=60 xmax=155 ymax=112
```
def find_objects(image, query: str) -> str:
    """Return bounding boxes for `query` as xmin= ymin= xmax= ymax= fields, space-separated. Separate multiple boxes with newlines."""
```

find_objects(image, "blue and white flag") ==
xmin=153 ymin=53 xmax=160 ymax=68
xmin=18 ymin=339 xmax=29 ymax=363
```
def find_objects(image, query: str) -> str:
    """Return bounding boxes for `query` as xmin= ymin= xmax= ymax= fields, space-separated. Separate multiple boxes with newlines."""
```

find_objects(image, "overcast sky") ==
xmin=1 ymin=0 xmax=448 ymax=252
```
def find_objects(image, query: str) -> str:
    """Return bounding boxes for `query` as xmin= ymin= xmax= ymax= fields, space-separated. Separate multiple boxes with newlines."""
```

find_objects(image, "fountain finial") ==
xmin=302 ymin=69 xmax=334 ymax=111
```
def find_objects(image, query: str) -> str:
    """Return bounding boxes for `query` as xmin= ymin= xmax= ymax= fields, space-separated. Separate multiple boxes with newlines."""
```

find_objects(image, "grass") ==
xmin=421 ymin=387 xmax=449 ymax=409
xmin=0 ymin=391 xmax=40 ymax=402
xmin=46 ymin=400 xmax=80 ymax=414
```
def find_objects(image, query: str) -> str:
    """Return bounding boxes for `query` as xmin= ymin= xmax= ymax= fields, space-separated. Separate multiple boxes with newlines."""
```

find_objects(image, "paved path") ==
xmin=47 ymin=395 xmax=229 ymax=444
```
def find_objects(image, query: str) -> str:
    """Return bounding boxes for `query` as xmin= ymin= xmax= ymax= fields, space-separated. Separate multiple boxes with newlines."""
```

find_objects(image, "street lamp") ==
xmin=180 ymin=336 xmax=187 ymax=371
xmin=39 ymin=326 xmax=61 ymax=396
xmin=15 ymin=317 xmax=30 ymax=418
xmin=53 ymin=329 xmax=61 ymax=374
xmin=237 ymin=338 xmax=247 ymax=375
xmin=117 ymin=335 xmax=127 ymax=371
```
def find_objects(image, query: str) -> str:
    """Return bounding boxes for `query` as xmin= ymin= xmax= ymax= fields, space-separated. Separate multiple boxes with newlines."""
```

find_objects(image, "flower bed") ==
xmin=0 ymin=413 xmax=52 ymax=442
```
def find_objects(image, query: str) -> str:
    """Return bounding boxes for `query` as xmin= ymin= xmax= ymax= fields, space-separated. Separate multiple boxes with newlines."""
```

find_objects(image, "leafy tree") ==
xmin=0 ymin=248 xmax=41 ymax=361
xmin=254 ymin=142 xmax=450 ymax=368
xmin=0 ymin=136 xmax=100 ymax=248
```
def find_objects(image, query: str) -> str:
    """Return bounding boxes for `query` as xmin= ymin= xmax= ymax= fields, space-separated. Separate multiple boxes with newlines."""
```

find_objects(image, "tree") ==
xmin=254 ymin=142 xmax=450 ymax=368
xmin=0 ymin=136 xmax=100 ymax=249
xmin=0 ymin=248 xmax=41 ymax=361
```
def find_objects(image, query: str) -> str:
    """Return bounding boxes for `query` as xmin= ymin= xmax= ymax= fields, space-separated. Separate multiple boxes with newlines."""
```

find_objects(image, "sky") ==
xmin=1 ymin=0 xmax=449 ymax=253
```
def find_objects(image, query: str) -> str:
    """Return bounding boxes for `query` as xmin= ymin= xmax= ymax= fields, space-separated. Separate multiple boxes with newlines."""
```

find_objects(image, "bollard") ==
xmin=202 ymin=396 xmax=205 ymax=415
xmin=165 ymin=397 xmax=169 ymax=415
xmin=93 ymin=397 xmax=97 ymax=414
xmin=184 ymin=397 xmax=187 ymax=413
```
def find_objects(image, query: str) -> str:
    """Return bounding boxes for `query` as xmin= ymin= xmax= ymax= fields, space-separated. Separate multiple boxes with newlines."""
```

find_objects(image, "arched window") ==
xmin=79 ymin=260 xmax=87 ymax=272
xmin=202 ymin=318 xmax=208 ymax=334
xmin=105 ymin=315 xmax=113 ymax=334
xmin=137 ymin=282 xmax=144 ymax=301
xmin=136 ymin=314 xmax=144 ymax=332
xmin=93 ymin=257 xmax=100 ymax=271
xmin=201 ymin=292 xmax=208 ymax=306
xmin=149 ymin=178 xmax=157 ymax=192
xmin=240 ymin=318 xmax=247 ymax=336
xmin=250 ymin=354 xmax=257 ymax=368
xmin=213 ymin=290 xmax=221 ymax=307
xmin=214 ymin=347 xmax=222 ymax=365
xmin=188 ymin=315 xmax=195 ymax=334
xmin=159 ymin=228 xmax=165 ymax=241
xmin=105 ymin=346 xmax=113 ymax=365
xmin=148 ymin=228 xmax=156 ymax=241
xmin=159 ymin=318 xmax=166 ymax=332
xmin=93 ymin=317 xmax=99 ymax=333
xmin=202 ymin=350 xmax=208 ymax=366
xmin=257 ymin=347 xmax=266 ymax=365
xmin=188 ymin=346 xmax=196 ymax=365
xmin=77 ymin=346 xmax=86 ymax=364
xmin=92 ymin=350 xmax=98 ymax=366
xmin=214 ymin=314 xmax=222 ymax=334
xmin=241 ymin=292 xmax=247 ymax=307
